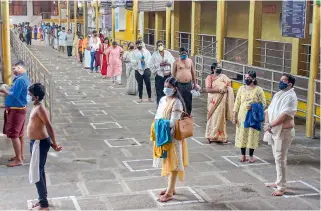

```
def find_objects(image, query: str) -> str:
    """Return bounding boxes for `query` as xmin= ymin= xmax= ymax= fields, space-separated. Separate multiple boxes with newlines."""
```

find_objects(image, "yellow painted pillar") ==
xmin=306 ymin=1 xmax=320 ymax=138
xmin=133 ymin=0 xmax=139 ymax=41
xmin=165 ymin=6 xmax=171 ymax=49
xmin=247 ymin=0 xmax=262 ymax=66
xmin=74 ymin=0 xmax=78 ymax=34
xmin=171 ymin=1 xmax=179 ymax=50
xmin=216 ymin=0 xmax=227 ymax=61
xmin=155 ymin=12 xmax=164 ymax=42
xmin=83 ymin=0 xmax=87 ymax=36
xmin=67 ymin=0 xmax=70 ymax=30
xmin=95 ymin=1 xmax=99 ymax=31
xmin=58 ymin=0 xmax=61 ymax=26
xmin=191 ymin=1 xmax=201 ymax=56
xmin=112 ymin=7 xmax=115 ymax=41
xmin=1 ymin=0 xmax=11 ymax=85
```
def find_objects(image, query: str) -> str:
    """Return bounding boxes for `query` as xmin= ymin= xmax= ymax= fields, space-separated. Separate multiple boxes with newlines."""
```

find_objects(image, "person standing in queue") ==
xmin=172 ymin=47 xmax=197 ymax=115
xmin=149 ymin=40 xmax=175 ymax=107
xmin=131 ymin=40 xmax=152 ymax=103
xmin=0 ymin=60 xmax=30 ymax=167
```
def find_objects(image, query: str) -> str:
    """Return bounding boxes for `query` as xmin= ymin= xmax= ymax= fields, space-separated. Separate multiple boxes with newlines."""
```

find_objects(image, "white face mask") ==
xmin=158 ymin=45 xmax=164 ymax=52
xmin=27 ymin=94 xmax=33 ymax=103
xmin=163 ymin=87 xmax=175 ymax=96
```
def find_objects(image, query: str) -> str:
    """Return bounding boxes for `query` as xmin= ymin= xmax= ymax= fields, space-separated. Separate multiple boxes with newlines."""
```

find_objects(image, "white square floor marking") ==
xmin=267 ymin=180 xmax=320 ymax=198
xmin=27 ymin=196 xmax=81 ymax=211
xmin=79 ymin=109 xmax=107 ymax=117
xmin=148 ymin=186 xmax=205 ymax=206
xmin=122 ymin=159 xmax=161 ymax=172
xmin=191 ymin=137 xmax=232 ymax=145
xmin=71 ymin=100 xmax=96 ymax=105
xmin=104 ymin=138 xmax=141 ymax=147
xmin=90 ymin=122 xmax=122 ymax=129
xmin=222 ymin=155 xmax=269 ymax=167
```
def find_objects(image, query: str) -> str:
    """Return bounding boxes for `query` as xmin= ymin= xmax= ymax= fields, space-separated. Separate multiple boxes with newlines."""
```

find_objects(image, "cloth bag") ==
xmin=174 ymin=112 xmax=194 ymax=140
xmin=29 ymin=140 xmax=40 ymax=184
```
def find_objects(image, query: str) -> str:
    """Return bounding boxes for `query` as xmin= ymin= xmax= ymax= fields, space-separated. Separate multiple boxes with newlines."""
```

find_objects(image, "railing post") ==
xmin=282 ymin=44 xmax=286 ymax=73
xmin=264 ymin=42 xmax=267 ymax=68
xmin=312 ymin=80 xmax=316 ymax=138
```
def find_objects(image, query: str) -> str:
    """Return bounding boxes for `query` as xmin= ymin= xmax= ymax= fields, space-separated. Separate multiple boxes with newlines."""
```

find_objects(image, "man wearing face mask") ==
xmin=89 ymin=30 xmax=102 ymax=73
xmin=0 ymin=60 xmax=30 ymax=167
xmin=149 ymin=40 xmax=175 ymax=106
xmin=263 ymin=73 xmax=297 ymax=196
xmin=131 ymin=40 xmax=152 ymax=103
xmin=172 ymin=47 xmax=197 ymax=115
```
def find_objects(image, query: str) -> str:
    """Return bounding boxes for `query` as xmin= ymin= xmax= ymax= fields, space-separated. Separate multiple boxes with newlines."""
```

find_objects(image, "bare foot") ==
xmin=271 ymin=190 xmax=285 ymax=196
xmin=160 ymin=190 xmax=176 ymax=196
xmin=8 ymin=156 xmax=25 ymax=161
xmin=148 ymin=98 xmax=153 ymax=102
xmin=137 ymin=99 xmax=142 ymax=103
xmin=158 ymin=193 xmax=173 ymax=202
xmin=240 ymin=156 xmax=248 ymax=162
xmin=249 ymin=156 xmax=256 ymax=163
xmin=7 ymin=159 xmax=23 ymax=167
xmin=265 ymin=183 xmax=277 ymax=188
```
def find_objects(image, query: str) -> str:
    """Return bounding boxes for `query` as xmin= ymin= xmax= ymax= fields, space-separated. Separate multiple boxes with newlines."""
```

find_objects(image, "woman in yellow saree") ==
xmin=205 ymin=63 xmax=234 ymax=143
xmin=150 ymin=77 xmax=189 ymax=202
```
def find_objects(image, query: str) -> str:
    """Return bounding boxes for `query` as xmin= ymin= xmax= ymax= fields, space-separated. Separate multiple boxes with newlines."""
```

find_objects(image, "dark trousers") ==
xmin=90 ymin=51 xmax=98 ymax=71
xmin=26 ymin=36 xmax=31 ymax=45
xmin=177 ymin=82 xmax=192 ymax=115
xmin=30 ymin=138 xmax=51 ymax=208
xmin=135 ymin=69 xmax=152 ymax=99
xmin=155 ymin=74 xmax=170 ymax=106
xmin=34 ymin=33 xmax=37 ymax=40
xmin=79 ymin=52 xmax=83 ymax=63
xmin=67 ymin=46 xmax=73 ymax=57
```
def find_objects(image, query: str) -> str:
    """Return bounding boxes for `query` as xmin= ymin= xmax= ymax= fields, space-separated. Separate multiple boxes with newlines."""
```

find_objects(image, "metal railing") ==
xmin=313 ymin=79 xmax=320 ymax=138
xmin=159 ymin=30 xmax=166 ymax=46
xmin=175 ymin=31 xmax=191 ymax=53
xmin=144 ymin=28 xmax=155 ymax=46
xmin=255 ymin=39 xmax=292 ymax=73
xmin=197 ymin=34 xmax=216 ymax=57
xmin=10 ymin=29 xmax=53 ymax=121
xmin=224 ymin=40 xmax=248 ymax=64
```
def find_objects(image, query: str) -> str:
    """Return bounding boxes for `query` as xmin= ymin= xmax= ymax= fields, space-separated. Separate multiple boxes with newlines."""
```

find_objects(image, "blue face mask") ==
xmin=279 ymin=81 xmax=288 ymax=90
xmin=163 ymin=87 xmax=175 ymax=96
xmin=180 ymin=54 xmax=188 ymax=60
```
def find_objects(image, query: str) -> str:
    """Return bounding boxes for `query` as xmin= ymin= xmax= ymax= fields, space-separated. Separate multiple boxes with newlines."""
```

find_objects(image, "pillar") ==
xmin=1 ymin=0 xmax=11 ymax=85
xmin=74 ymin=0 xmax=78 ymax=34
xmin=112 ymin=7 xmax=115 ymax=41
xmin=306 ymin=1 xmax=320 ymax=137
xmin=247 ymin=0 xmax=262 ymax=65
xmin=58 ymin=0 xmax=61 ymax=26
xmin=171 ymin=1 xmax=179 ymax=50
xmin=155 ymin=12 xmax=164 ymax=42
xmin=216 ymin=0 xmax=227 ymax=61
xmin=133 ymin=0 xmax=139 ymax=41
xmin=67 ymin=0 xmax=70 ymax=30
xmin=165 ymin=6 xmax=171 ymax=49
xmin=191 ymin=1 xmax=201 ymax=56
xmin=95 ymin=1 xmax=99 ymax=31
xmin=83 ymin=0 xmax=87 ymax=36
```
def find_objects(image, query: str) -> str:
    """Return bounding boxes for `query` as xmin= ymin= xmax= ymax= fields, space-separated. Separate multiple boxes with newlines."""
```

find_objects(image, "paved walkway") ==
xmin=0 ymin=41 xmax=320 ymax=210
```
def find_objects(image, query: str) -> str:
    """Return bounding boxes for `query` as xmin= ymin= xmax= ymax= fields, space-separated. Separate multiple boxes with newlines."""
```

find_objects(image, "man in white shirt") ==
xmin=58 ymin=27 xmax=67 ymax=53
xmin=131 ymin=40 xmax=152 ymax=103
xmin=88 ymin=30 xmax=101 ymax=73
xmin=149 ymin=40 xmax=175 ymax=106
xmin=264 ymin=73 xmax=298 ymax=196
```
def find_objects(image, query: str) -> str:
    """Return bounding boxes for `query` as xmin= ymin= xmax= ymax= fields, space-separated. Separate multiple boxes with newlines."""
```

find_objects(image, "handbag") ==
xmin=174 ymin=111 xmax=194 ymax=140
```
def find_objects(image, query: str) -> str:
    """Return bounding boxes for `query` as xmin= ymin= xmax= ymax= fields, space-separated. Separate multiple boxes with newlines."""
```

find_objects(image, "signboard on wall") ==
xmin=281 ymin=0 xmax=307 ymax=38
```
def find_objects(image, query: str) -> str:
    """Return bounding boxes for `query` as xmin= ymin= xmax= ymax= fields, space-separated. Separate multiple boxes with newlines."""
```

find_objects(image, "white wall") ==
xmin=10 ymin=1 xmax=41 ymax=26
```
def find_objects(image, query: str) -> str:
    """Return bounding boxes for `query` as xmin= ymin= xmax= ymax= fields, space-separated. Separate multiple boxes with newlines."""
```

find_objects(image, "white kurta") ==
xmin=149 ymin=50 xmax=175 ymax=77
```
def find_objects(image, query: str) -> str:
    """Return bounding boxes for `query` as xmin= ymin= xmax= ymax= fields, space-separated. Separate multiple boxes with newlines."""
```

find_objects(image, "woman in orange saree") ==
xmin=205 ymin=63 xmax=234 ymax=143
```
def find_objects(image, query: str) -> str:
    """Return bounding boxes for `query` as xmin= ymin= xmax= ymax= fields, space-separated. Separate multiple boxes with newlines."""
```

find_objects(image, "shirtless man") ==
xmin=27 ymin=83 xmax=62 ymax=210
xmin=172 ymin=47 xmax=196 ymax=115
xmin=263 ymin=73 xmax=298 ymax=196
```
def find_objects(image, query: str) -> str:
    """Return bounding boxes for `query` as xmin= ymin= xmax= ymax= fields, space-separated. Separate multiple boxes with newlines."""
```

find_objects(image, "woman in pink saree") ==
xmin=107 ymin=41 xmax=124 ymax=85
xmin=205 ymin=63 xmax=234 ymax=143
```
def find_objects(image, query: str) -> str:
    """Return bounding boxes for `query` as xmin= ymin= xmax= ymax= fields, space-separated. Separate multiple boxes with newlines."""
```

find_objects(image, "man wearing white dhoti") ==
xmin=263 ymin=73 xmax=298 ymax=196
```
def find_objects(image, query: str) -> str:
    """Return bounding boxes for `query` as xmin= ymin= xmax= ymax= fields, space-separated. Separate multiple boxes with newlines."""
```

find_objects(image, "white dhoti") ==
xmin=29 ymin=140 xmax=40 ymax=184
xmin=45 ymin=35 xmax=49 ymax=46
xmin=84 ymin=49 xmax=91 ymax=68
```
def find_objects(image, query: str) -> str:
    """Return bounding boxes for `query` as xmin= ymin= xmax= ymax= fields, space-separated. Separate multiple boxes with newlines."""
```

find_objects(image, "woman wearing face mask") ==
xmin=107 ymin=41 xmax=124 ymax=84
xmin=99 ymin=38 xmax=110 ymax=79
xmin=233 ymin=71 xmax=266 ymax=163
xmin=151 ymin=77 xmax=189 ymax=202
xmin=205 ymin=62 xmax=234 ymax=144
xmin=149 ymin=40 xmax=175 ymax=107
xmin=123 ymin=42 xmax=137 ymax=95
